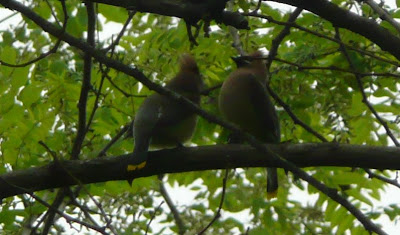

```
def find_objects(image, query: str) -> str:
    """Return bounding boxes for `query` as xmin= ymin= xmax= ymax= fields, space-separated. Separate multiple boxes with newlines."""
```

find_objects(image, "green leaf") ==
xmin=1 ymin=31 xmax=14 ymax=46
xmin=98 ymin=4 xmax=128 ymax=23
xmin=346 ymin=189 xmax=373 ymax=206
xmin=12 ymin=66 xmax=30 ymax=89
xmin=19 ymin=84 xmax=42 ymax=107
xmin=331 ymin=172 xmax=367 ymax=185
xmin=348 ymin=92 xmax=364 ymax=116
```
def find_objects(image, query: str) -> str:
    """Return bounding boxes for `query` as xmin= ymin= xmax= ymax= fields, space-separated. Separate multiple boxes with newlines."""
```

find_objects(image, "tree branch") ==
xmin=335 ymin=27 xmax=400 ymax=147
xmin=71 ymin=1 xmax=97 ymax=160
xmin=158 ymin=177 xmax=186 ymax=235
xmin=86 ymin=0 xmax=249 ymax=29
xmin=245 ymin=12 xmax=400 ymax=67
xmin=0 ymin=0 xmax=68 ymax=68
xmin=198 ymin=169 xmax=228 ymax=234
xmin=272 ymin=0 xmax=400 ymax=61
xmin=2 ymin=143 xmax=400 ymax=199
xmin=361 ymin=0 xmax=400 ymax=33
xmin=145 ymin=201 xmax=164 ymax=235
xmin=272 ymin=57 xmax=400 ymax=79
xmin=265 ymin=7 xmax=303 ymax=71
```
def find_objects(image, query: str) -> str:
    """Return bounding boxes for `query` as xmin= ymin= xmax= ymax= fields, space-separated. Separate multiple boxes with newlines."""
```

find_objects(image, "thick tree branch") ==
xmin=273 ymin=0 xmax=400 ymax=61
xmin=2 ymin=143 xmax=400 ymax=199
xmin=86 ymin=0 xmax=249 ymax=29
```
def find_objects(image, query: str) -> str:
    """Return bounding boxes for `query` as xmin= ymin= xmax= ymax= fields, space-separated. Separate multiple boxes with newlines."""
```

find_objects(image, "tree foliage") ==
xmin=1 ymin=0 xmax=400 ymax=234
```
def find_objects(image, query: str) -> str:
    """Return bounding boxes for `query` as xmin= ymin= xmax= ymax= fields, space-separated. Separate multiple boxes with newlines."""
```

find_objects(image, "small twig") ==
xmin=267 ymin=87 xmax=328 ymax=143
xmin=201 ymin=84 xmax=222 ymax=96
xmin=0 ymin=0 xmax=68 ymax=68
xmin=86 ymin=76 xmax=105 ymax=133
xmin=38 ymin=141 xmax=58 ymax=160
xmin=37 ymin=141 xmax=67 ymax=235
xmin=265 ymin=7 xmax=303 ymax=72
xmin=159 ymin=176 xmax=186 ymax=235
xmin=66 ymin=188 xmax=101 ymax=228
xmin=244 ymin=12 xmax=400 ymax=67
xmin=335 ymin=27 xmax=400 ymax=147
xmin=145 ymin=201 xmax=164 ymax=235
xmin=255 ymin=7 xmax=327 ymax=143
xmin=38 ymin=141 xmax=117 ymax=234
xmin=0 ymin=12 xmax=18 ymax=24
xmin=251 ymin=0 xmax=263 ymax=14
xmin=84 ymin=191 xmax=117 ymax=234
xmin=103 ymin=10 xmax=136 ymax=52
xmin=45 ymin=0 xmax=61 ymax=27
xmin=361 ymin=0 xmax=400 ymax=33
xmin=70 ymin=1 xmax=96 ymax=160
xmin=273 ymin=57 xmax=400 ymax=79
xmin=96 ymin=121 xmax=132 ymax=157
xmin=101 ymin=67 xmax=146 ymax=98
xmin=364 ymin=168 xmax=400 ymax=189
xmin=39 ymin=3 xmax=85 ymax=234
xmin=198 ymin=169 xmax=229 ymax=235
xmin=25 ymin=192 xmax=107 ymax=234
xmin=33 ymin=4 xmax=70 ymax=233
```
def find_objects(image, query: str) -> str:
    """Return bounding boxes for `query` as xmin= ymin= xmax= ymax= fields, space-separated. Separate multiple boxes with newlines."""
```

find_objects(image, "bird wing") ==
xmin=247 ymin=75 xmax=281 ymax=143
xmin=134 ymin=93 xmax=193 ymax=133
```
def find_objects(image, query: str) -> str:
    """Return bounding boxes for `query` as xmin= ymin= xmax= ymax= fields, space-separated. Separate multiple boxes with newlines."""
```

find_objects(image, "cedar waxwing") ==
xmin=219 ymin=51 xmax=280 ymax=199
xmin=127 ymin=54 xmax=203 ymax=173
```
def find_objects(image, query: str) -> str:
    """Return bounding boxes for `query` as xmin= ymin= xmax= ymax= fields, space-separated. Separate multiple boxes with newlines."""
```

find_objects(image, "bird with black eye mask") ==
xmin=219 ymin=51 xmax=280 ymax=199
xmin=127 ymin=54 xmax=204 ymax=182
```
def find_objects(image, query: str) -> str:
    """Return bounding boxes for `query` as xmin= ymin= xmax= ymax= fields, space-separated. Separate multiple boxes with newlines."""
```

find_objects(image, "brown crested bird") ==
xmin=127 ymin=54 xmax=204 ymax=174
xmin=218 ymin=51 xmax=280 ymax=198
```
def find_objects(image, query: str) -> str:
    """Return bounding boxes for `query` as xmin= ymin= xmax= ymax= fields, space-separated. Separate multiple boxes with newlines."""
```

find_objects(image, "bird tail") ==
xmin=126 ymin=135 xmax=150 ymax=185
xmin=266 ymin=167 xmax=278 ymax=199
xmin=127 ymin=151 xmax=148 ymax=172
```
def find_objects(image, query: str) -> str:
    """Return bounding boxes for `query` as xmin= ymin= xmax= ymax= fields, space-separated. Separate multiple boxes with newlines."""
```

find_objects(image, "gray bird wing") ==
xmin=247 ymin=76 xmax=281 ymax=143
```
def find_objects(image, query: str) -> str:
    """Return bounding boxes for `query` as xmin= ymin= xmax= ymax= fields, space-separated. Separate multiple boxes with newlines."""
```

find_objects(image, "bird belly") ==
xmin=219 ymin=86 xmax=269 ymax=140
xmin=150 ymin=115 xmax=198 ymax=148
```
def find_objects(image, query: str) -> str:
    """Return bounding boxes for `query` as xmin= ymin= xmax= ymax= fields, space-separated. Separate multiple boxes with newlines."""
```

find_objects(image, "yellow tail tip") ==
xmin=127 ymin=161 xmax=147 ymax=171
xmin=267 ymin=190 xmax=278 ymax=200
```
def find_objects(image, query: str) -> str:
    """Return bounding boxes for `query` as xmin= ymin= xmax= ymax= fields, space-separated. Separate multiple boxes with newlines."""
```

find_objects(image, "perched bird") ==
xmin=127 ymin=54 xmax=203 ymax=173
xmin=218 ymin=51 xmax=280 ymax=198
